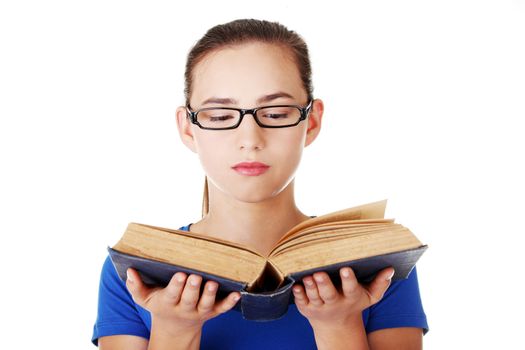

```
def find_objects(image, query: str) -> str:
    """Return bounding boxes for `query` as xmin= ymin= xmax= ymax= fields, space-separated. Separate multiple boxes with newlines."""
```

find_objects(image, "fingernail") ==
xmin=293 ymin=286 xmax=301 ymax=293
xmin=233 ymin=294 xmax=240 ymax=301
xmin=126 ymin=269 xmax=134 ymax=283
xmin=304 ymin=278 xmax=313 ymax=286
xmin=314 ymin=274 xmax=324 ymax=283
xmin=341 ymin=268 xmax=350 ymax=278
xmin=207 ymin=283 xmax=217 ymax=292
xmin=386 ymin=269 xmax=395 ymax=281
xmin=176 ymin=273 xmax=185 ymax=283
xmin=189 ymin=277 xmax=199 ymax=286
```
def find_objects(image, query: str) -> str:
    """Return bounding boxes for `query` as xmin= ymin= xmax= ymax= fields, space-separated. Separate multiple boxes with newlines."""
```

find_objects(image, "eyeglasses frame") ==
xmin=185 ymin=100 xmax=314 ymax=130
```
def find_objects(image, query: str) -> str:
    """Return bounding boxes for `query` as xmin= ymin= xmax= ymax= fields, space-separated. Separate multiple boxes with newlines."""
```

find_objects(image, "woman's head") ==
xmin=176 ymin=19 xmax=323 ymax=212
xmin=184 ymin=19 xmax=313 ymax=106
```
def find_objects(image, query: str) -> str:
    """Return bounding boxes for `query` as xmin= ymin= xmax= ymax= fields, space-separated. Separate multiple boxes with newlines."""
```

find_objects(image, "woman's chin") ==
xmin=229 ymin=182 xmax=294 ymax=204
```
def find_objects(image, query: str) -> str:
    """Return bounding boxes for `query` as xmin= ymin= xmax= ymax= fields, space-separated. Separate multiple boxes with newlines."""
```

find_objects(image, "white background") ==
xmin=1 ymin=1 xmax=524 ymax=349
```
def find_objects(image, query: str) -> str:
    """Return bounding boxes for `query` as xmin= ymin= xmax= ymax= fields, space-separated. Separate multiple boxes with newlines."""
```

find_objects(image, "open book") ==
xmin=108 ymin=200 xmax=427 ymax=321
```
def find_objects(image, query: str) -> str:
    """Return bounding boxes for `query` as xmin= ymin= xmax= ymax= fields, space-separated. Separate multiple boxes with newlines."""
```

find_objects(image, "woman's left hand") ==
xmin=293 ymin=266 xmax=395 ymax=330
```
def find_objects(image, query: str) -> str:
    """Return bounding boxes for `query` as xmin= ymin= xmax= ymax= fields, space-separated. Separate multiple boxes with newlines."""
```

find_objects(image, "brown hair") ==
xmin=182 ymin=19 xmax=314 ymax=217
xmin=184 ymin=18 xmax=314 ymax=106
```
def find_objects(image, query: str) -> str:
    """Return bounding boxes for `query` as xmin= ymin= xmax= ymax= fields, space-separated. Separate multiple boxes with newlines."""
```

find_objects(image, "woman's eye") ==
xmin=209 ymin=115 xmax=234 ymax=121
xmin=263 ymin=113 xmax=288 ymax=119
xmin=260 ymin=107 xmax=295 ymax=119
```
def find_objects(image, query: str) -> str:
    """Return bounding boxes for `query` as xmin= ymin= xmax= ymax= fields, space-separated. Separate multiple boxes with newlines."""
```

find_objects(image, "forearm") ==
xmin=312 ymin=315 xmax=369 ymax=350
xmin=147 ymin=318 xmax=202 ymax=350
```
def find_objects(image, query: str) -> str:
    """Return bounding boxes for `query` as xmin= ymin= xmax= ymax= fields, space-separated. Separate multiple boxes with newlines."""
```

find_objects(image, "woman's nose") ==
xmin=236 ymin=113 xmax=265 ymax=150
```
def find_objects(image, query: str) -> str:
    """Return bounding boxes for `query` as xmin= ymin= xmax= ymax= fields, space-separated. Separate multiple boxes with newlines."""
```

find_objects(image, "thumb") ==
xmin=214 ymin=292 xmax=241 ymax=315
xmin=125 ymin=268 xmax=158 ymax=307
xmin=366 ymin=267 xmax=395 ymax=305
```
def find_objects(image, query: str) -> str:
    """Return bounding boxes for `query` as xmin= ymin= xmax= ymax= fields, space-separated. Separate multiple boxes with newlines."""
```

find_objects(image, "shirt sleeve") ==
xmin=91 ymin=255 xmax=150 ymax=346
xmin=365 ymin=266 xmax=429 ymax=334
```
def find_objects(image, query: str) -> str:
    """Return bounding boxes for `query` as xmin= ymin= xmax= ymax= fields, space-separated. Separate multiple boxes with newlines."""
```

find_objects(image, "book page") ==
xmin=274 ymin=200 xmax=388 ymax=246
xmin=138 ymin=223 xmax=263 ymax=256
xmin=270 ymin=226 xmax=423 ymax=276
xmin=114 ymin=223 xmax=267 ymax=284
xmin=271 ymin=222 xmax=398 ymax=256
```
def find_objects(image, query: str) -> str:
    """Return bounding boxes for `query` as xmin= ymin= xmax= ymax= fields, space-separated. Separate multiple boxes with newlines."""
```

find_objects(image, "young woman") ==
xmin=92 ymin=19 xmax=428 ymax=350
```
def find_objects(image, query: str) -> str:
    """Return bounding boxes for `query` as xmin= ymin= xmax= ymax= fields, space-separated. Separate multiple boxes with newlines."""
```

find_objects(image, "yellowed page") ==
xmin=270 ymin=227 xmax=422 ymax=276
xmin=137 ymin=223 xmax=263 ymax=256
xmin=113 ymin=223 xmax=266 ymax=284
xmin=271 ymin=222 xmax=399 ymax=256
xmin=275 ymin=200 xmax=388 ymax=246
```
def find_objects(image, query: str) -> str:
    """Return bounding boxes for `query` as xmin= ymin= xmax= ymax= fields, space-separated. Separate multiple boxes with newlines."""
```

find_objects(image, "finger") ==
xmin=340 ymin=267 xmax=360 ymax=298
xmin=179 ymin=274 xmax=203 ymax=311
xmin=163 ymin=272 xmax=187 ymax=304
xmin=126 ymin=268 xmax=160 ymax=307
xmin=366 ymin=267 xmax=395 ymax=305
xmin=292 ymin=284 xmax=308 ymax=306
xmin=313 ymin=272 xmax=338 ymax=303
xmin=302 ymin=276 xmax=323 ymax=306
xmin=197 ymin=280 xmax=219 ymax=312
xmin=214 ymin=291 xmax=240 ymax=314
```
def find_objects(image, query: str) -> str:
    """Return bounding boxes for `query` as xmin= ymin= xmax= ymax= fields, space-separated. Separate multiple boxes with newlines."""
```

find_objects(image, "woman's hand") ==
xmin=292 ymin=267 xmax=394 ymax=331
xmin=125 ymin=268 xmax=240 ymax=338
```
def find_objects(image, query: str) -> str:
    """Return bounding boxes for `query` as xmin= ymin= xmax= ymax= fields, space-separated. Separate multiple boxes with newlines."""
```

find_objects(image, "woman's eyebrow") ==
xmin=201 ymin=97 xmax=236 ymax=106
xmin=256 ymin=92 xmax=295 ymax=104
xmin=200 ymin=92 xmax=295 ymax=106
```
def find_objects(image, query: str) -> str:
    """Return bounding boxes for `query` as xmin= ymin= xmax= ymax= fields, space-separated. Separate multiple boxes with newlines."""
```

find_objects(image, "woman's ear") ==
xmin=176 ymin=106 xmax=198 ymax=153
xmin=304 ymin=99 xmax=324 ymax=147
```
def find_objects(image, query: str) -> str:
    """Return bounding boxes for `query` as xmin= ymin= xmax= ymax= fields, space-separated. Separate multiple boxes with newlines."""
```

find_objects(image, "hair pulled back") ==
xmin=184 ymin=19 xmax=314 ymax=106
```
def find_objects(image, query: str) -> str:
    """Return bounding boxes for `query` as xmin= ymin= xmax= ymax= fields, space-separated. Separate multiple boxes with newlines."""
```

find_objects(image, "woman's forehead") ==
xmin=190 ymin=42 xmax=305 ymax=106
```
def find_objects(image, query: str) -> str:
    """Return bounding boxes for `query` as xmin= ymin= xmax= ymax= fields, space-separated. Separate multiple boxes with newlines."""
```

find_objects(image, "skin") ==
xmin=99 ymin=42 xmax=423 ymax=350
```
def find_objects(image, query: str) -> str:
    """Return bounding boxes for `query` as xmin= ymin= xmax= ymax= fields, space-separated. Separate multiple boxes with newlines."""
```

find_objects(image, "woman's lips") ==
xmin=232 ymin=162 xmax=270 ymax=176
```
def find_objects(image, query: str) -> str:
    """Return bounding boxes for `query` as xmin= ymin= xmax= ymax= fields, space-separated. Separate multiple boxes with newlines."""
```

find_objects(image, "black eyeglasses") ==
xmin=186 ymin=100 xmax=313 ymax=130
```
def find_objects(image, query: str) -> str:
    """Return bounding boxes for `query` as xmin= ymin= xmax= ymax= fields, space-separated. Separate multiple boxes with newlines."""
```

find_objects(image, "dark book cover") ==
xmin=108 ymin=245 xmax=427 ymax=321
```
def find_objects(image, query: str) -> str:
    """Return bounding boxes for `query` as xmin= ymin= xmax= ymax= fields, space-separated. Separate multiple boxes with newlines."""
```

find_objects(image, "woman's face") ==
xmin=177 ymin=42 xmax=323 ymax=204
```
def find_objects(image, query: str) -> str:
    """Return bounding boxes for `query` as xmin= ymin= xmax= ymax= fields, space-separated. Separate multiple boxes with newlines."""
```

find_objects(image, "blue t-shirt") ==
xmin=92 ymin=224 xmax=428 ymax=348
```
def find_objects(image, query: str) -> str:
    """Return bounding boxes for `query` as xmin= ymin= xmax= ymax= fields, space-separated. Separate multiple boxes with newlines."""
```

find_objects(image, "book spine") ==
xmin=239 ymin=276 xmax=295 ymax=321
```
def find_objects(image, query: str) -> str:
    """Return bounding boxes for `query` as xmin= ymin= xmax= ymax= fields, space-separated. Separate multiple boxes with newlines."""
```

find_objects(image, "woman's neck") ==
xmin=188 ymin=179 xmax=311 ymax=256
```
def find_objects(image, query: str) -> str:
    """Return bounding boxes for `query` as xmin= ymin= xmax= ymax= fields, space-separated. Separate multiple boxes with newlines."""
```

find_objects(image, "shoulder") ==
xmin=95 ymin=254 xmax=139 ymax=313
xmin=98 ymin=254 xmax=124 ymax=288
xmin=383 ymin=266 xmax=424 ymax=302
xmin=92 ymin=255 xmax=150 ymax=345
xmin=366 ymin=267 xmax=429 ymax=335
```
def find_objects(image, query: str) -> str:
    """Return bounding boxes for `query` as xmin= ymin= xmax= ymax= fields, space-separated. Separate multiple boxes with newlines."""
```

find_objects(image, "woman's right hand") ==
xmin=125 ymin=268 xmax=240 ymax=343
